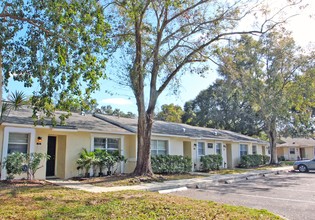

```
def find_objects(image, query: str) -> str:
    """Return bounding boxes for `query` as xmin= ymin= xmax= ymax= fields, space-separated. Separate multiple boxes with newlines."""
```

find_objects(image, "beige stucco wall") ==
xmin=305 ymin=147 xmax=314 ymax=159
xmin=188 ymin=139 xmax=228 ymax=170
xmin=279 ymin=147 xmax=314 ymax=161
xmin=65 ymin=132 xmax=92 ymax=178
xmin=231 ymin=143 xmax=240 ymax=168
xmin=169 ymin=137 xmax=184 ymax=155
xmin=229 ymin=143 xmax=270 ymax=168
xmin=183 ymin=141 xmax=192 ymax=158
xmin=124 ymin=135 xmax=137 ymax=173
xmin=1 ymin=123 xmax=272 ymax=179
xmin=0 ymin=127 xmax=4 ymax=163
xmin=0 ymin=125 xmax=135 ymax=179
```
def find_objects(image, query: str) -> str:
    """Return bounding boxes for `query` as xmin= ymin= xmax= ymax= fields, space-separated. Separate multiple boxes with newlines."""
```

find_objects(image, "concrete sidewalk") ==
xmin=47 ymin=166 xmax=292 ymax=193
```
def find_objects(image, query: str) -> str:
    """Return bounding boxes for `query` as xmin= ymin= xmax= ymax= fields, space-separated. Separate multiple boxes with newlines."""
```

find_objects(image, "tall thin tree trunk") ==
xmin=133 ymin=99 xmax=154 ymax=176
xmin=0 ymin=52 xmax=2 ymax=112
xmin=268 ymin=118 xmax=278 ymax=164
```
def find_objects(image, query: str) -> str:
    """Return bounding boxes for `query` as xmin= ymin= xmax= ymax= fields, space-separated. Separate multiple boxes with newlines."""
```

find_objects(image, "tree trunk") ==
xmin=0 ymin=51 xmax=2 ymax=118
xmin=268 ymin=118 xmax=278 ymax=164
xmin=133 ymin=110 xmax=154 ymax=176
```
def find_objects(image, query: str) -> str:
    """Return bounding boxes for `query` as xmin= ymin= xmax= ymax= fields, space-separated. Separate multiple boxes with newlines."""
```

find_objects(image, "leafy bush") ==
xmin=102 ymin=150 xmax=125 ymax=176
xmin=24 ymin=153 xmax=50 ymax=180
xmin=278 ymin=156 xmax=285 ymax=161
xmin=3 ymin=152 xmax=49 ymax=180
xmin=151 ymin=155 xmax=192 ymax=174
xmin=77 ymin=149 xmax=126 ymax=177
xmin=3 ymin=152 xmax=25 ymax=180
xmin=200 ymin=155 xmax=223 ymax=172
xmin=239 ymin=154 xmax=270 ymax=168
xmin=76 ymin=149 xmax=96 ymax=177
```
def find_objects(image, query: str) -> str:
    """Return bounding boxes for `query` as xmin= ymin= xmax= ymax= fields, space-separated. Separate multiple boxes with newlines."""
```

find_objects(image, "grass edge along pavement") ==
xmin=69 ymin=166 xmax=292 ymax=188
xmin=44 ymin=166 xmax=292 ymax=194
xmin=0 ymin=184 xmax=282 ymax=220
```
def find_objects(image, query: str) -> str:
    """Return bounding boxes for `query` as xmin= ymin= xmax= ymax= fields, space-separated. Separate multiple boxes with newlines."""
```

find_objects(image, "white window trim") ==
xmin=197 ymin=142 xmax=206 ymax=157
xmin=1 ymin=127 xmax=35 ymax=180
xmin=150 ymin=139 xmax=170 ymax=156
xmin=252 ymin=145 xmax=257 ymax=155
xmin=90 ymin=134 xmax=124 ymax=173
xmin=215 ymin=142 xmax=223 ymax=155
xmin=239 ymin=143 xmax=248 ymax=157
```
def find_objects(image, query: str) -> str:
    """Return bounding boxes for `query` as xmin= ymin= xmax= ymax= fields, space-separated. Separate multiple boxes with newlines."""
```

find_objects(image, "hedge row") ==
xmin=151 ymin=155 xmax=192 ymax=174
xmin=200 ymin=155 xmax=223 ymax=172
xmin=239 ymin=154 xmax=270 ymax=168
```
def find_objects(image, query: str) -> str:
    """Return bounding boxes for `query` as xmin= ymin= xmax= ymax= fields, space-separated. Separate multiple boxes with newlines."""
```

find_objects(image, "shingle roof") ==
xmin=3 ymin=107 xmax=133 ymax=134
xmin=94 ymin=114 xmax=268 ymax=144
xmin=3 ymin=108 xmax=268 ymax=144
xmin=277 ymin=137 xmax=315 ymax=148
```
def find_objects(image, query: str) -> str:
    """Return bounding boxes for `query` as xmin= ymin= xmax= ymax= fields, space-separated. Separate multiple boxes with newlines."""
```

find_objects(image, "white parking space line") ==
xmin=201 ymin=189 xmax=315 ymax=204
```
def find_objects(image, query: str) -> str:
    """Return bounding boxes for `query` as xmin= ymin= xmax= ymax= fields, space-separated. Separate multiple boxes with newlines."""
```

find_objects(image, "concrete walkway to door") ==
xmin=46 ymin=166 xmax=292 ymax=193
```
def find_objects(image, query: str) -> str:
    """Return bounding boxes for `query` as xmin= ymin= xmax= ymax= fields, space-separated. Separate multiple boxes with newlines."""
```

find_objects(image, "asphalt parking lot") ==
xmin=172 ymin=171 xmax=315 ymax=220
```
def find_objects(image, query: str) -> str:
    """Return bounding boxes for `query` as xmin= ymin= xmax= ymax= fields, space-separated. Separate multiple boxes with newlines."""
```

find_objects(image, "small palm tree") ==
xmin=76 ymin=149 xmax=96 ymax=178
xmin=1 ymin=91 xmax=27 ymax=123
xmin=104 ymin=150 xmax=125 ymax=175
xmin=94 ymin=149 xmax=110 ymax=176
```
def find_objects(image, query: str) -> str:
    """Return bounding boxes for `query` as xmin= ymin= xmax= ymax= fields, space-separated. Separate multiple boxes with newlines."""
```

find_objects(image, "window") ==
xmin=207 ymin=143 xmax=213 ymax=148
xmin=198 ymin=142 xmax=205 ymax=156
xmin=240 ymin=144 xmax=248 ymax=157
xmin=94 ymin=137 xmax=119 ymax=153
xmin=252 ymin=145 xmax=257 ymax=155
xmin=8 ymin=133 xmax=29 ymax=154
xmin=290 ymin=148 xmax=295 ymax=154
xmin=215 ymin=143 xmax=222 ymax=155
xmin=151 ymin=140 xmax=168 ymax=156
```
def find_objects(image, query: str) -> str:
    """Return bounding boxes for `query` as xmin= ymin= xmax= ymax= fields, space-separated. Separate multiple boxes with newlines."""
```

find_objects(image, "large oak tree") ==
xmin=106 ymin=0 xmax=305 ymax=175
xmin=216 ymin=32 xmax=315 ymax=163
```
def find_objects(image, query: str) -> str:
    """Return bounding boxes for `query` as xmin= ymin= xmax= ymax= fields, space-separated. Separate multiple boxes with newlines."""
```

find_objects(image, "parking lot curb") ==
xmin=158 ymin=187 xmax=187 ymax=194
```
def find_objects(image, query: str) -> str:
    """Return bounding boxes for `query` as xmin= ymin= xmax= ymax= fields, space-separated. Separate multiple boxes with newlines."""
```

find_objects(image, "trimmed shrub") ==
xmin=278 ymin=156 xmax=285 ymax=161
xmin=3 ymin=152 xmax=25 ymax=180
xmin=151 ymin=155 xmax=192 ymax=174
xmin=3 ymin=152 xmax=49 ymax=180
xmin=239 ymin=154 xmax=270 ymax=168
xmin=200 ymin=155 xmax=223 ymax=172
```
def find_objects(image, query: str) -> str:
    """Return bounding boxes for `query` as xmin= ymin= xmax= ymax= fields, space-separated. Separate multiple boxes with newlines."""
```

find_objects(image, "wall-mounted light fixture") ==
xmin=37 ymin=136 xmax=42 ymax=145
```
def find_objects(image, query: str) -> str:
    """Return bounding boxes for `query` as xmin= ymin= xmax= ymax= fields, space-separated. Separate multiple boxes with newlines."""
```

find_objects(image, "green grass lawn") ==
xmin=0 ymin=183 xmax=282 ymax=219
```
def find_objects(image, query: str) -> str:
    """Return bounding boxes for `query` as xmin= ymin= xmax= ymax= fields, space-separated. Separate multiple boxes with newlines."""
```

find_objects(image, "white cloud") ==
xmin=99 ymin=98 xmax=133 ymax=105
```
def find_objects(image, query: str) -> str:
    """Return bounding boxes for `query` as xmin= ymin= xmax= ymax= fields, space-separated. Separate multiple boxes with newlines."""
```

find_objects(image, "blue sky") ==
xmin=4 ymin=0 xmax=315 ymax=114
xmin=92 ymin=0 xmax=315 ymax=114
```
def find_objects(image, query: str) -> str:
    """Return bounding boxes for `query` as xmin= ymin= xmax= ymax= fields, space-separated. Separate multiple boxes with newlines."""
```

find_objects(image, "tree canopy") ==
xmin=156 ymin=104 xmax=184 ymax=123
xmin=105 ymin=0 xmax=305 ymax=175
xmin=182 ymin=79 xmax=264 ymax=136
xmin=215 ymin=31 xmax=315 ymax=163
xmin=0 ymin=0 xmax=109 ymax=123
